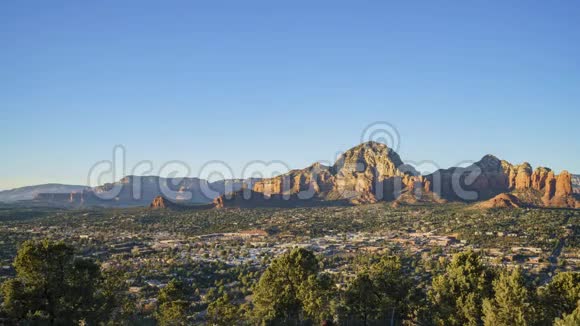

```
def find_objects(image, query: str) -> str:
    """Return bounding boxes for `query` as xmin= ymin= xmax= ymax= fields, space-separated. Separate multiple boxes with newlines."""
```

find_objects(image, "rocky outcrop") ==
xmin=542 ymin=171 xmax=576 ymax=208
xmin=425 ymin=155 xmax=576 ymax=208
xmin=150 ymin=196 xmax=178 ymax=209
xmin=514 ymin=163 xmax=533 ymax=190
xmin=531 ymin=167 xmax=551 ymax=191
xmin=252 ymin=162 xmax=333 ymax=197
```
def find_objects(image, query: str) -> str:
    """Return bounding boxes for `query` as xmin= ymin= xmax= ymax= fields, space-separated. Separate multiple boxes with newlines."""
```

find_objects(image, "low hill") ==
xmin=475 ymin=193 xmax=523 ymax=209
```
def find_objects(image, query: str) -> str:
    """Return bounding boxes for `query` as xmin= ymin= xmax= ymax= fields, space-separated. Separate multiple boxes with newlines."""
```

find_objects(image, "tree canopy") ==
xmin=0 ymin=240 xmax=119 ymax=325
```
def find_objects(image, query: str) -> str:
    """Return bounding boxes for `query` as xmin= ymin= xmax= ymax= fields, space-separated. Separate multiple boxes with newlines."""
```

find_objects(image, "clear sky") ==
xmin=1 ymin=1 xmax=579 ymax=189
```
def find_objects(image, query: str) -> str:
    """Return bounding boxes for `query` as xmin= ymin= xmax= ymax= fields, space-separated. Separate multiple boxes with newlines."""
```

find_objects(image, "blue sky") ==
xmin=1 ymin=1 xmax=579 ymax=189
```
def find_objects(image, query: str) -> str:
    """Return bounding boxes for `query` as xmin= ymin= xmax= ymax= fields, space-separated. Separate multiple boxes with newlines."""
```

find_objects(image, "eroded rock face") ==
xmin=426 ymin=155 xmax=576 ymax=208
xmin=531 ymin=167 xmax=551 ymax=191
xmin=252 ymin=162 xmax=333 ymax=197
xmin=514 ymin=163 xmax=533 ymax=190
xmin=541 ymin=171 xmax=576 ymax=208
xmin=330 ymin=142 xmax=411 ymax=203
xmin=150 ymin=196 xmax=175 ymax=209
xmin=248 ymin=142 xmax=417 ymax=205
xmin=556 ymin=171 xmax=573 ymax=197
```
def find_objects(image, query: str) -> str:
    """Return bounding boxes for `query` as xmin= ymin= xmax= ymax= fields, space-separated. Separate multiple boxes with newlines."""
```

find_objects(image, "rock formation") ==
xmin=150 ymin=196 xmax=178 ymax=209
xmin=541 ymin=171 xmax=576 ymax=208
xmin=216 ymin=142 xmax=426 ymax=207
xmin=476 ymin=193 xmax=523 ymax=209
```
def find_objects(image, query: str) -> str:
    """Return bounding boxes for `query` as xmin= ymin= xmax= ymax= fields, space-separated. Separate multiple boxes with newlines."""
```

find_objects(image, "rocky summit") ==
xmin=225 ymin=142 xmax=431 ymax=207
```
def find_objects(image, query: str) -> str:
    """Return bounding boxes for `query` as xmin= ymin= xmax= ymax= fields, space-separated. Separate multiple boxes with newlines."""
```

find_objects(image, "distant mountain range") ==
xmin=0 ymin=184 xmax=88 ymax=202
xmin=0 ymin=177 xmax=255 ymax=208
xmin=2 ymin=142 xmax=578 ymax=209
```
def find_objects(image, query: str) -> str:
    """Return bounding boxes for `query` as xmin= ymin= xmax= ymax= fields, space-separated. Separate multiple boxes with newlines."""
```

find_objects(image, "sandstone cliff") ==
xmin=425 ymin=155 xmax=576 ymax=208
xmin=234 ymin=142 xmax=424 ymax=206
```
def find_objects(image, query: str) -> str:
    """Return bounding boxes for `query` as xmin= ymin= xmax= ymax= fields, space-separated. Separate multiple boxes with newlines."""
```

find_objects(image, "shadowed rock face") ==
xmin=424 ymin=155 xmax=576 ymax=208
xmin=572 ymin=175 xmax=580 ymax=194
xmin=217 ymin=142 xmax=577 ymax=209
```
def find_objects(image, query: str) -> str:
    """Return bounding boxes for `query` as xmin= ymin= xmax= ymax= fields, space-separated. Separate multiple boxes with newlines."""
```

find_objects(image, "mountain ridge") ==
xmin=217 ymin=142 xmax=577 ymax=209
xmin=2 ymin=142 xmax=577 ymax=209
xmin=0 ymin=184 xmax=89 ymax=202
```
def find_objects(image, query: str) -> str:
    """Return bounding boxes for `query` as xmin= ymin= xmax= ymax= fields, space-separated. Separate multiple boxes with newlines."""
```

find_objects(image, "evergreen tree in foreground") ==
xmin=252 ymin=248 xmax=333 ymax=325
xmin=428 ymin=250 xmax=494 ymax=326
xmin=482 ymin=268 xmax=537 ymax=326
xmin=0 ymin=240 xmax=118 ymax=325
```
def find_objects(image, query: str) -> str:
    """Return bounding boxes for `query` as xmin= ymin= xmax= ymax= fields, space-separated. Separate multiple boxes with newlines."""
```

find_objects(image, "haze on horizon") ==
xmin=1 ymin=1 xmax=579 ymax=190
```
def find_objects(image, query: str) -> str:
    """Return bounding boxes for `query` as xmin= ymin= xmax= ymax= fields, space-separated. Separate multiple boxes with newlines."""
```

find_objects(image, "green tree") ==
xmin=554 ymin=301 xmax=580 ymax=326
xmin=345 ymin=273 xmax=380 ymax=325
xmin=368 ymin=255 xmax=413 ymax=319
xmin=0 ymin=279 xmax=27 ymax=321
xmin=344 ymin=255 xmax=414 ymax=324
xmin=252 ymin=248 xmax=330 ymax=324
xmin=298 ymin=273 xmax=335 ymax=323
xmin=482 ymin=268 xmax=537 ymax=326
xmin=0 ymin=240 xmax=109 ymax=325
xmin=428 ymin=250 xmax=494 ymax=326
xmin=537 ymin=272 xmax=580 ymax=324
xmin=207 ymin=293 xmax=241 ymax=325
xmin=99 ymin=269 xmax=136 ymax=323
xmin=156 ymin=279 xmax=189 ymax=326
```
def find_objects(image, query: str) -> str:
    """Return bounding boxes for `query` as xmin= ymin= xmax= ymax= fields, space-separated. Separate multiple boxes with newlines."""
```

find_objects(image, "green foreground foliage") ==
xmin=0 ymin=240 xmax=132 ymax=325
xmin=1 ymin=241 xmax=578 ymax=325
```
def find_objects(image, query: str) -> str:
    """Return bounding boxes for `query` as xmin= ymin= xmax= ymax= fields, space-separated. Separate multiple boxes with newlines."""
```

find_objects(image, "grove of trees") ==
xmin=0 ymin=241 xmax=578 ymax=325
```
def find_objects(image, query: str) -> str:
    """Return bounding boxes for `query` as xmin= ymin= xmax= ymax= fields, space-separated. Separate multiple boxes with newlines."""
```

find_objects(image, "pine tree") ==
xmin=554 ymin=301 xmax=580 ymax=326
xmin=428 ymin=250 xmax=494 ymax=326
xmin=156 ymin=279 xmax=189 ymax=326
xmin=537 ymin=272 xmax=580 ymax=324
xmin=252 ymin=248 xmax=332 ymax=324
xmin=482 ymin=268 xmax=536 ymax=326
xmin=0 ymin=240 xmax=111 ymax=325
